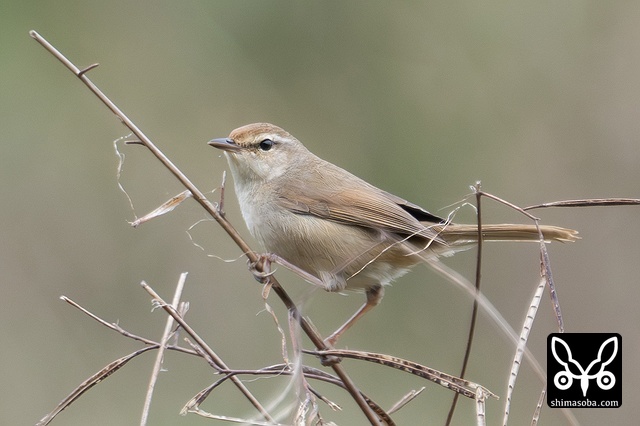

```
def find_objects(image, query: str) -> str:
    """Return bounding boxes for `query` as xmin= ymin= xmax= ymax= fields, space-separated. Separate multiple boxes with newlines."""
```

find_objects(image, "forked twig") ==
xmin=48 ymin=285 xmax=273 ymax=425
xmin=140 ymin=281 xmax=275 ymax=423
xmin=474 ymin=190 xmax=564 ymax=329
xmin=60 ymin=296 xmax=197 ymax=356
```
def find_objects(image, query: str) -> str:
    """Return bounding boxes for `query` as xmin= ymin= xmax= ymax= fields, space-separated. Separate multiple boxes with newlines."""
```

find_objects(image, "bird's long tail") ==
xmin=434 ymin=224 xmax=579 ymax=245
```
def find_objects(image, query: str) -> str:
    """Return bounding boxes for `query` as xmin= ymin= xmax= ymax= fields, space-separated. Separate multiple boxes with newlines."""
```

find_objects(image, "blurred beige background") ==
xmin=2 ymin=1 xmax=638 ymax=425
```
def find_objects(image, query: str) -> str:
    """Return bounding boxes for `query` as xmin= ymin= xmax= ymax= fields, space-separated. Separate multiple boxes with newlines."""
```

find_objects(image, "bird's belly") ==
xmin=252 ymin=212 xmax=421 ymax=292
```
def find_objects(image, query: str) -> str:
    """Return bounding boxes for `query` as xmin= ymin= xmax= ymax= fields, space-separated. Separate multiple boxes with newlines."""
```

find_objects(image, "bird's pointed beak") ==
xmin=208 ymin=137 xmax=242 ymax=152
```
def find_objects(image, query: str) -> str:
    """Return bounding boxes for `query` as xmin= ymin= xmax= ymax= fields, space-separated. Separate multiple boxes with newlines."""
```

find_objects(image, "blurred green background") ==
xmin=2 ymin=1 xmax=639 ymax=425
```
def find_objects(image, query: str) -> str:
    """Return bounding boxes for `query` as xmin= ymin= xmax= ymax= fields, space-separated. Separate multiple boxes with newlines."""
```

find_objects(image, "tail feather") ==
xmin=433 ymin=224 xmax=579 ymax=245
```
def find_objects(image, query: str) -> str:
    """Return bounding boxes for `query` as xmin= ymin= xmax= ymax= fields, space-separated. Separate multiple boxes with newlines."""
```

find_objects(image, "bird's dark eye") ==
xmin=258 ymin=139 xmax=274 ymax=151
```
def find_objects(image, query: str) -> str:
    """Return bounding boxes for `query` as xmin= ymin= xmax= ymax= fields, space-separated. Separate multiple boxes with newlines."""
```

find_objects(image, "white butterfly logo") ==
xmin=551 ymin=336 xmax=618 ymax=397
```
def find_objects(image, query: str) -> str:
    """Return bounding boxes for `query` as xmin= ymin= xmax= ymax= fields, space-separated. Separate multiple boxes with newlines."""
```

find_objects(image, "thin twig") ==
xmin=30 ymin=30 xmax=381 ymax=425
xmin=524 ymin=197 xmax=640 ymax=210
xmin=476 ymin=191 xmax=540 ymax=221
xmin=60 ymin=296 xmax=197 ymax=356
xmin=446 ymin=181 xmax=484 ymax=425
xmin=140 ymin=272 xmax=188 ymax=426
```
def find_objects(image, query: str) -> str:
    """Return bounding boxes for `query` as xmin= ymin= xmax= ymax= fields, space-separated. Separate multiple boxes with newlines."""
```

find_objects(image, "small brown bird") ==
xmin=209 ymin=123 xmax=578 ymax=345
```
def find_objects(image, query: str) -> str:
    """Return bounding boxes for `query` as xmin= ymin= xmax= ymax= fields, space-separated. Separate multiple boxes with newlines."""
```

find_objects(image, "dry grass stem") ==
xmin=140 ymin=272 xmax=188 ymax=426
xmin=387 ymin=387 xmax=425 ymax=415
xmin=502 ymin=276 xmax=546 ymax=426
xmin=524 ymin=197 xmax=640 ymax=210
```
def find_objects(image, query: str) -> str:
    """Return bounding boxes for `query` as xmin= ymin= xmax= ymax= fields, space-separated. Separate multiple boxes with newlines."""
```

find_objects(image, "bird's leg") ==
xmin=324 ymin=284 xmax=385 ymax=347
xmin=249 ymin=253 xmax=344 ymax=366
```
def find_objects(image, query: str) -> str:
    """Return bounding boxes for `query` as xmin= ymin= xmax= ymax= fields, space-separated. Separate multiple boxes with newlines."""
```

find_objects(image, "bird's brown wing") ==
xmin=276 ymin=183 xmax=446 ymax=244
